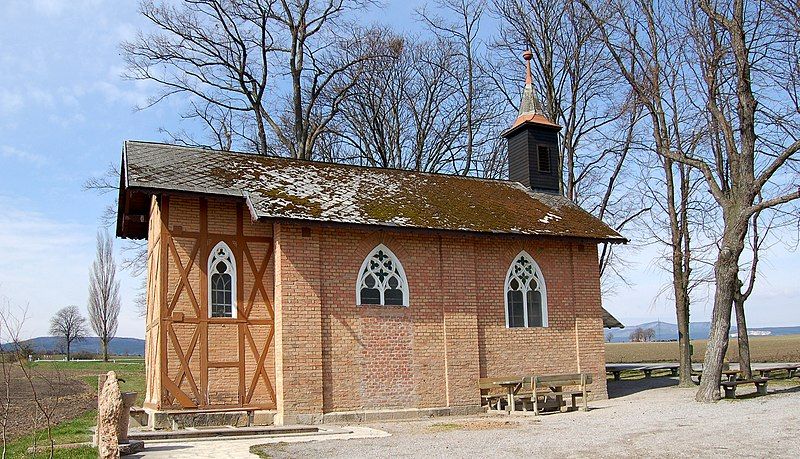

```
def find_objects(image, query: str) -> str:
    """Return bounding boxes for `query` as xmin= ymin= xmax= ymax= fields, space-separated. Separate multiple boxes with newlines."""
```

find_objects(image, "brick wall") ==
xmin=277 ymin=221 xmax=609 ymax=419
xmin=146 ymin=195 xmax=608 ymax=417
xmin=273 ymin=222 xmax=324 ymax=423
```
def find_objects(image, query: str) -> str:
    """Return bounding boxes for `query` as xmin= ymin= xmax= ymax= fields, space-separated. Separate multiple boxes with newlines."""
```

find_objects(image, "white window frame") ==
xmin=208 ymin=241 xmax=237 ymax=319
xmin=356 ymin=244 xmax=410 ymax=306
xmin=504 ymin=250 xmax=548 ymax=328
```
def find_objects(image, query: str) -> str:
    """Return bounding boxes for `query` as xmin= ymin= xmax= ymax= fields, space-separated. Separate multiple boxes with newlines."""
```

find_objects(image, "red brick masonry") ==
xmin=145 ymin=195 xmax=608 ymax=422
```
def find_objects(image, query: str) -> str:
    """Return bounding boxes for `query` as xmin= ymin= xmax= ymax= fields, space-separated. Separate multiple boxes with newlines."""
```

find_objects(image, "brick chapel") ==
xmin=116 ymin=52 xmax=625 ymax=425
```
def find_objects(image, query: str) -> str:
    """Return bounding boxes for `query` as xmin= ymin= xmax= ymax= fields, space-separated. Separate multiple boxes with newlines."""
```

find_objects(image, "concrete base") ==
xmin=129 ymin=425 xmax=331 ymax=442
xmin=320 ymin=405 xmax=485 ymax=424
xmin=119 ymin=440 xmax=145 ymax=456
xmin=129 ymin=408 xmax=149 ymax=428
xmin=141 ymin=405 xmax=483 ymax=429
xmin=143 ymin=407 xmax=277 ymax=430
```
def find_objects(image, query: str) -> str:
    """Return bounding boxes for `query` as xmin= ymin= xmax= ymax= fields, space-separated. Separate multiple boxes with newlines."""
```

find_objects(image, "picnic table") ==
xmin=525 ymin=373 xmax=592 ymax=414
xmin=479 ymin=373 xmax=592 ymax=414
xmin=492 ymin=378 xmax=523 ymax=413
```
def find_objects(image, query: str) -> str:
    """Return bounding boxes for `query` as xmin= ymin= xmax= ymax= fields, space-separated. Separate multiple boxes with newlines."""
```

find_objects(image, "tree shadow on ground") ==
xmin=607 ymin=376 xmax=680 ymax=399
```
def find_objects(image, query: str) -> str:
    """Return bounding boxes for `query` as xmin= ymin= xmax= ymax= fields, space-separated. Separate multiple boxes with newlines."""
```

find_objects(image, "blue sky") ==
xmin=0 ymin=0 xmax=797 ymax=340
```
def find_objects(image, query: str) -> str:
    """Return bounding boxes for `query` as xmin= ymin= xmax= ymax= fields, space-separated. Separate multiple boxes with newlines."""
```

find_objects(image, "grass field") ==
xmin=606 ymin=334 xmax=800 ymax=364
xmin=3 ymin=359 xmax=146 ymax=458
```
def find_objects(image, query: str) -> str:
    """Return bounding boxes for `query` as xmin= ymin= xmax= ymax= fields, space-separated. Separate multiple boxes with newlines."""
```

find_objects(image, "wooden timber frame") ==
xmin=143 ymin=193 xmax=277 ymax=411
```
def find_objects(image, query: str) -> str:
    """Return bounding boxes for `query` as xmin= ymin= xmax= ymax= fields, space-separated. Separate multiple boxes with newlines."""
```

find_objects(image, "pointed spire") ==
xmin=518 ymin=50 xmax=545 ymax=118
xmin=501 ymin=50 xmax=560 ymax=136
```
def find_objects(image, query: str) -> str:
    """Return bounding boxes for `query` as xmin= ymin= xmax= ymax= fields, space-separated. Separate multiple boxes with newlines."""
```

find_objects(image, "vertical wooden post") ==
xmin=159 ymin=195 xmax=170 ymax=408
xmin=199 ymin=197 xmax=208 ymax=406
xmin=236 ymin=203 xmax=246 ymax=406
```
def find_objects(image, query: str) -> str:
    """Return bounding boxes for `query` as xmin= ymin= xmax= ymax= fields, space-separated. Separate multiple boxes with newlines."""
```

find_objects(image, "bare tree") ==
xmin=633 ymin=56 xmax=718 ymax=387
xmin=331 ymin=31 xmax=477 ymax=173
xmin=629 ymin=327 xmax=655 ymax=342
xmin=580 ymin=0 xmax=800 ymax=401
xmin=83 ymin=164 xmax=148 ymax=277
xmin=417 ymin=0 xmax=504 ymax=176
xmin=124 ymin=0 xmax=381 ymax=159
xmin=1 ymin=299 xmax=56 ymax=456
xmin=732 ymin=202 xmax=788 ymax=379
xmin=49 ymin=306 xmax=88 ymax=362
xmin=492 ymin=0 xmax=646 ymax=289
xmin=88 ymin=230 xmax=121 ymax=362
xmin=123 ymin=0 xmax=275 ymax=153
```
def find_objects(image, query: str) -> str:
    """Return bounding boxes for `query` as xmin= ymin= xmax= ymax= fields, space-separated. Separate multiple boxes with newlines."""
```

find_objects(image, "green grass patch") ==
xmin=3 ymin=411 xmax=97 ymax=458
xmin=2 ymin=360 xmax=147 ymax=457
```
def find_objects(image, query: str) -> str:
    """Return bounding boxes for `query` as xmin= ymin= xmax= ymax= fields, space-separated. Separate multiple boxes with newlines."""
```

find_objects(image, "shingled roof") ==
xmin=117 ymin=141 xmax=626 ymax=243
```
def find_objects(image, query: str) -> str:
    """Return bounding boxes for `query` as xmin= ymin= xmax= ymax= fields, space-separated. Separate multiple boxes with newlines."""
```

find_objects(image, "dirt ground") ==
xmin=249 ymin=377 xmax=800 ymax=459
xmin=0 ymin=364 xmax=96 ymax=441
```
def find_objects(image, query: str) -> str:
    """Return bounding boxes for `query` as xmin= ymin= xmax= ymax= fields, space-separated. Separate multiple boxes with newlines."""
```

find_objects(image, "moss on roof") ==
xmin=120 ymin=140 xmax=626 ymax=242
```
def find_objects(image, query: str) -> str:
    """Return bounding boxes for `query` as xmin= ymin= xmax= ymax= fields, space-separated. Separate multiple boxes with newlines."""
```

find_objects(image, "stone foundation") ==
xmin=145 ymin=408 xmax=276 ymax=430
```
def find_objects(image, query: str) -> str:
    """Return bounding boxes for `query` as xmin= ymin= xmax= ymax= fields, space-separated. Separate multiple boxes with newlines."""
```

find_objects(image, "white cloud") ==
xmin=0 ymin=144 xmax=46 ymax=166
xmin=31 ymin=0 xmax=68 ymax=16
xmin=94 ymin=80 xmax=153 ymax=108
xmin=30 ymin=0 xmax=103 ymax=17
xmin=0 ymin=90 xmax=24 ymax=115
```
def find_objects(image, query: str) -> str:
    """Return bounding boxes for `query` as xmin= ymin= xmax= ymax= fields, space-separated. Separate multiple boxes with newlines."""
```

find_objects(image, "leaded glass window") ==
xmin=505 ymin=251 xmax=547 ymax=327
xmin=209 ymin=242 xmax=236 ymax=318
xmin=357 ymin=244 xmax=409 ymax=306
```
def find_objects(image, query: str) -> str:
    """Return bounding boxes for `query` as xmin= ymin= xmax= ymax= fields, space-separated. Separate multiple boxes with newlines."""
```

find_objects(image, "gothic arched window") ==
xmin=505 ymin=251 xmax=548 ymax=328
xmin=209 ymin=242 xmax=236 ymax=318
xmin=357 ymin=244 xmax=409 ymax=306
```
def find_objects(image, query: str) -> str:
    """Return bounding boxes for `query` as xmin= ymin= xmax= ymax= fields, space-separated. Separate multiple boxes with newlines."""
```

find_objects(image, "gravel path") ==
xmin=138 ymin=377 xmax=800 ymax=458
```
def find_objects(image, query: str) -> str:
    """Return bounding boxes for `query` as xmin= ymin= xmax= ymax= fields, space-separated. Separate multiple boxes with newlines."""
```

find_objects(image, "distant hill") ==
xmin=1 ymin=336 xmax=145 ymax=356
xmin=606 ymin=321 xmax=800 ymax=343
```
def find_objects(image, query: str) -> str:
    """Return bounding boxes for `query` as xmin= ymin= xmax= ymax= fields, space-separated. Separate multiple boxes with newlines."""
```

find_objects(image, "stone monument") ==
xmin=97 ymin=371 xmax=144 ymax=457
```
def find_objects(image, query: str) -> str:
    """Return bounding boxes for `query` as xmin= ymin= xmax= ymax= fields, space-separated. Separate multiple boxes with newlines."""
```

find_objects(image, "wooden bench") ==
xmin=516 ymin=373 xmax=592 ymax=415
xmin=606 ymin=364 xmax=679 ymax=381
xmin=479 ymin=376 xmax=522 ymax=411
xmin=755 ymin=365 xmax=800 ymax=379
xmin=720 ymin=378 xmax=769 ymax=399
xmin=692 ymin=369 xmax=740 ymax=382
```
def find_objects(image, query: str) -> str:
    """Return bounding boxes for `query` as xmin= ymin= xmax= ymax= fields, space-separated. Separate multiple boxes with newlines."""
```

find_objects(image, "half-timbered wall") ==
xmin=145 ymin=201 xmax=606 ymax=419
xmin=144 ymin=194 xmax=276 ymax=410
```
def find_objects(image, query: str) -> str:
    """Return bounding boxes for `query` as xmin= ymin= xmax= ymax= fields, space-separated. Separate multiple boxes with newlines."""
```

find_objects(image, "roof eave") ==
xmin=255 ymin=214 xmax=628 ymax=242
xmin=501 ymin=118 xmax=563 ymax=138
xmin=115 ymin=144 xmax=129 ymax=239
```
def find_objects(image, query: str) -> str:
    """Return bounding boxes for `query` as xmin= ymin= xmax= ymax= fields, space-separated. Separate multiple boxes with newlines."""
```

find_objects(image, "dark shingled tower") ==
xmin=502 ymin=50 xmax=562 ymax=195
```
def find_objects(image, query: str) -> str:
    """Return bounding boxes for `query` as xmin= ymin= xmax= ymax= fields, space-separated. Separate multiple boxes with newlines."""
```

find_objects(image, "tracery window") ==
xmin=505 ymin=251 xmax=548 ymax=328
xmin=209 ymin=242 xmax=236 ymax=318
xmin=357 ymin=244 xmax=409 ymax=306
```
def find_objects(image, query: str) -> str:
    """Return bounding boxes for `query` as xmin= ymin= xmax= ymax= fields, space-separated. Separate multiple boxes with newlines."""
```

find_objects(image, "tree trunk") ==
xmin=66 ymin=342 xmax=70 ymax=362
xmin=102 ymin=339 xmax=109 ymax=363
xmin=696 ymin=223 xmax=747 ymax=402
xmin=675 ymin=289 xmax=693 ymax=386
xmin=734 ymin=296 xmax=752 ymax=379
xmin=664 ymin=159 xmax=693 ymax=387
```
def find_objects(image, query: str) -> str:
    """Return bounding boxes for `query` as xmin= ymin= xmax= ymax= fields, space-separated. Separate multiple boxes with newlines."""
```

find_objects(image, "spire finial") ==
xmin=523 ymin=50 xmax=533 ymax=86
xmin=517 ymin=49 xmax=544 ymax=118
